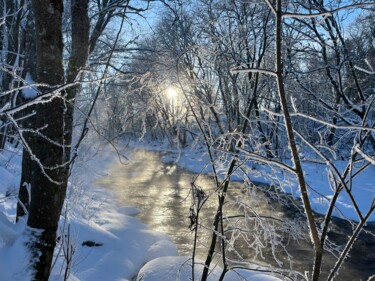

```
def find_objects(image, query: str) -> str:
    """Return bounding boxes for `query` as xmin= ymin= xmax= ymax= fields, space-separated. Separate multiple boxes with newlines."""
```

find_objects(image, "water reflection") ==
xmin=96 ymin=149 xmax=375 ymax=281
xmin=96 ymin=150 xmax=201 ymax=254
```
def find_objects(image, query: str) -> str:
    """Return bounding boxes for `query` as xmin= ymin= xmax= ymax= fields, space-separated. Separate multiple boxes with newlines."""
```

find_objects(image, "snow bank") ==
xmin=136 ymin=256 xmax=283 ymax=281
xmin=0 ymin=212 xmax=18 ymax=247
xmin=136 ymin=256 xmax=222 ymax=281
xmin=51 ymin=143 xmax=179 ymax=281
xmin=0 ymin=218 xmax=35 ymax=281
xmin=0 ymin=142 xmax=178 ymax=281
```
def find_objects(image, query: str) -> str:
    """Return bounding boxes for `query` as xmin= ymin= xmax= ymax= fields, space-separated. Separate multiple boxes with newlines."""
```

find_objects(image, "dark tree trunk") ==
xmin=0 ymin=129 xmax=6 ymax=150
xmin=64 ymin=0 xmax=90 ymax=157
xmin=20 ymin=0 xmax=90 ymax=279
xmin=25 ymin=1 xmax=66 ymax=280
xmin=16 ymin=149 xmax=33 ymax=220
xmin=16 ymin=1 xmax=37 ymax=221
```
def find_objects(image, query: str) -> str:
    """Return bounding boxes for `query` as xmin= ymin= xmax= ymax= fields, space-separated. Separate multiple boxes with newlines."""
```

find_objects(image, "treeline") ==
xmin=97 ymin=1 xmax=374 ymax=162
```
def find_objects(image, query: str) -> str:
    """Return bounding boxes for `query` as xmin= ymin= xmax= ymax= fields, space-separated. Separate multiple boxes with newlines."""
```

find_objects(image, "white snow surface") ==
xmin=22 ymin=72 xmax=38 ymax=99
xmin=0 ymin=142 xmax=181 ymax=281
xmin=0 ymin=139 xmax=372 ymax=280
xmin=136 ymin=256 xmax=222 ymax=281
xmin=137 ymin=256 xmax=283 ymax=281
xmin=0 ymin=141 xmax=281 ymax=281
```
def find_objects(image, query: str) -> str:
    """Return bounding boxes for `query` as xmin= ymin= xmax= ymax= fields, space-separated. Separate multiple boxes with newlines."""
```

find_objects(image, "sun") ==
xmin=166 ymin=87 xmax=178 ymax=99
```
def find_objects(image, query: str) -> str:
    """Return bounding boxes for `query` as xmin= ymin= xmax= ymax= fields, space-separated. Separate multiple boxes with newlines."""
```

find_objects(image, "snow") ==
xmin=0 ymin=141 xmax=280 ymax=280
xmin=22 ymin=72 xmax=38 ymax=99
xmin=0 ymin=144 xmax=21 ymax=217
xmin=0 ymin=225 xmax=34 ymax=281
xmin=0 ymin=212 xmax=18 ymax=247
xmin=136 ymin=256 xmax=221 ymax=281
xmin=0 ymin=139 xmax=372 ymax=280
xmin=0 ymin=143 xmax=180 ymax=280
xmin=136 ymin=256 xmax=283 ymax=281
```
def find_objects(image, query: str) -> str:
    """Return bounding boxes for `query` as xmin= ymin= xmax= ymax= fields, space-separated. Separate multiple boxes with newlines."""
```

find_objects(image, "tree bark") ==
xmin=21 ymin=1 xmax=90 ymax=279
xmin=16 ymin=0 xmax=37 ymax=221
xmin=25 ymin=1 xmax=66 ymax=279
xmin=64 ymin=0 xmax=90 ymax=157
xmin=274 ymin=1 xmax=322 ymax=280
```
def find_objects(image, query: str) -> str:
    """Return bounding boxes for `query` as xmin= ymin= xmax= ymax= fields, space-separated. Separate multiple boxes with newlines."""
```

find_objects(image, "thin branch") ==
xmin=282 ymin=3 xmax=375 ymax=19
xmin=354 ymin=146 xmax=375 ymax=165
xmin=230 ymin=67 xmax=277 ymax=77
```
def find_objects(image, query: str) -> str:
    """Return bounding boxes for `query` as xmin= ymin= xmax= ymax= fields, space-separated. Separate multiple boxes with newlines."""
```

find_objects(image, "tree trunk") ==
xmin=274 ymin=1 xmax=322 ymax=280
xmin=20 ymin=1 xmax=90 ymax=279
xmin=16 ymin=0 xmax=37 ymax=221
xmin=64 ymin=0 xmax=90 ymax=157
xmin=25 ymin=1 xmax=66 ymax=279
xmin=16 ymin=149 xmax=33 ymax=220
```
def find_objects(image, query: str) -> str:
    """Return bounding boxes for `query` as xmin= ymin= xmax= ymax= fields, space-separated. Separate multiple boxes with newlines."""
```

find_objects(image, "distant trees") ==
xmin=0 ymin=0 xmax=27 ymax=149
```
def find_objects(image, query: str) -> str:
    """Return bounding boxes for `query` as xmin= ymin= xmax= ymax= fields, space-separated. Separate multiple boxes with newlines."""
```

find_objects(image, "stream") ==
xmin=96 ymin=149 xmax=375 ymax=281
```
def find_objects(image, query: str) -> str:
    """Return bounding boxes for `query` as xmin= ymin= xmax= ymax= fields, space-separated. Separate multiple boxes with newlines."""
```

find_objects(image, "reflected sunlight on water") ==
xmin=96 ymin=149 xmax=375 ymax=281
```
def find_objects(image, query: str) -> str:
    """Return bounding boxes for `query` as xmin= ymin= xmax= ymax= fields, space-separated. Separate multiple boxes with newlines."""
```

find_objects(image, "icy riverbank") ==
xmin=0 ymin=141 xmax=282 ymax=280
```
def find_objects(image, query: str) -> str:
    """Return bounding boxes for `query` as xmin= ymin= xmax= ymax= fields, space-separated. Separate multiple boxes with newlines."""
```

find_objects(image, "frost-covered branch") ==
xmin=282 ymin=3 xmax=375 ymax=19
xmin=327 ymin=204 xmax=375 ymax=280
xmin=5 ymin=113 xmax=62 ymax=185
xmin=291 ymin=112 xmax=375 ymax=132
xmin=354 ymin=146 xmax=375 ymax=165
xmin=230 ymin=67 xmax=277 ymax=77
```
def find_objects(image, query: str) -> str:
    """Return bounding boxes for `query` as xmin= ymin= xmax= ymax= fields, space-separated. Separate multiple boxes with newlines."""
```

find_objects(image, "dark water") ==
xmin=96 ymin=149 xmax=375 ymax=281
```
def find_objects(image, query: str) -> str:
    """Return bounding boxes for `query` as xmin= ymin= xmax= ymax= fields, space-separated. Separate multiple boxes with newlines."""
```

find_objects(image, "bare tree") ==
xmin=0 ymin=0 xmax=27 ymax=149
xmin=8 ymin=1 xmax=155 ymax=279
xmin=230 ymin=1 xmax=375 ymax=280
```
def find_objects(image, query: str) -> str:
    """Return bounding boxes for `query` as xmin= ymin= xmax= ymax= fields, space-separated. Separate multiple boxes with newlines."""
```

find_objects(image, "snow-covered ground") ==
xmin=0 ymin=141 xmax=282 ymax=281
xmin=0 ymin=143 xmax=179 ymax=280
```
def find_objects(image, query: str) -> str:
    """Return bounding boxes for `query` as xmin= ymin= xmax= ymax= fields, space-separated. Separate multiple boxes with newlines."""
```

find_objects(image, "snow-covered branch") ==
xmin=230 ymin=67 xmax=277 ymax=77
xmin=282 ymin=3 xmax=375 ymax=19
xmin=354 ymin=146 xmax=375 ymax=165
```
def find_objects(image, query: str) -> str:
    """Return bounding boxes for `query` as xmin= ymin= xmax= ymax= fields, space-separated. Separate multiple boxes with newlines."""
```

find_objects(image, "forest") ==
xmin=0 ymin=0 xmax=374 ymax=280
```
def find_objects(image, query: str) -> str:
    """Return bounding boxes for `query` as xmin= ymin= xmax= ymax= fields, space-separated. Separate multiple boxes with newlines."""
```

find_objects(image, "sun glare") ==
xmin=166 ymin=87 xmax=178 ymax=99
